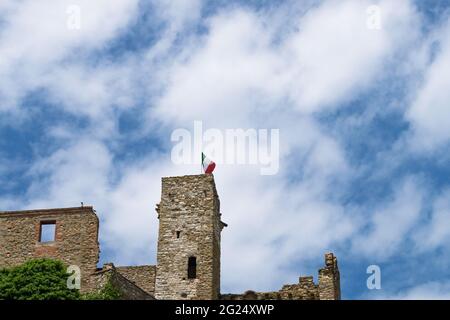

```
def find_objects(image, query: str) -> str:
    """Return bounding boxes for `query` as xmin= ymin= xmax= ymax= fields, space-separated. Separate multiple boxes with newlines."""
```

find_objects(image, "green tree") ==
xmin=0 ymin=258 xmax=81 ymax=300
xmin=81 ymin=280 xmax=122 ymax=300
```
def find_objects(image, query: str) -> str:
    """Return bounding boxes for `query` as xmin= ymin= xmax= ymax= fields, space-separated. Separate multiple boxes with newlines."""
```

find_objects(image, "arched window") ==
xmin=187 ymin=256 xmax=197 ymax=279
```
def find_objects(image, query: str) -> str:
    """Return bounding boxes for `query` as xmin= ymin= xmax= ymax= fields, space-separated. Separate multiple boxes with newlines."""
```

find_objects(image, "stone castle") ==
xmin=0 ymin=174 xmax=340 ymax=300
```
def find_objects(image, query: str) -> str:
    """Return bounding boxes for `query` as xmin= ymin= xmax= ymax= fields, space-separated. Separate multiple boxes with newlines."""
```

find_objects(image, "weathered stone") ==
xmin=318 ymin=253 xmax=341 ymax=300
xmin=91 ymin=264 xmax=155 ymax=300
xmin=154 ymin=174 xmax=226 ymax=300
xmin=220 ymin=253 xmax=340 ymax=300
xmin=0 ymin=174 xmax=341 ymax=300
xmin=0 ymin=206 xmax=99 ymax=293
xmin=116 ymin=265 xmax=156 ymax=296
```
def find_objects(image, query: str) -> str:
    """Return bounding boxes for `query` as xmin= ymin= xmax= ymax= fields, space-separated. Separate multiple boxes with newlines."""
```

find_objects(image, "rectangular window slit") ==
xmin=188 ymin=257 xmax=197 ymax=279
xmin=39 ymin=221 xmax=56 ymax=243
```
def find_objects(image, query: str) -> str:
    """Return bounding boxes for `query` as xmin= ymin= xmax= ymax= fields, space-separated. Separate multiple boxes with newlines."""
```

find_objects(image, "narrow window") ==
xmin=39 ymin=221 xmax=56 ymax=243
xmin=187 ymin=256 xmax=197 ymax=279
xmin=176 ymin=231 xmax=181 ymax=239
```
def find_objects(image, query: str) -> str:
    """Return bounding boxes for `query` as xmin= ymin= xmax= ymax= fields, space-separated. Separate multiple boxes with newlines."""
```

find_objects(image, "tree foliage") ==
xmin=0 ymin=258 xmax=80 ymax=300
xmin=81 ymin=280 xmax=122 ymax=300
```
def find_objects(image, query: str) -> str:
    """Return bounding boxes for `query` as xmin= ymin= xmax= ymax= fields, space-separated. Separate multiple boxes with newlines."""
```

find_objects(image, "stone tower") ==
xmin=154 ymin=174 xmax=227 ymax=300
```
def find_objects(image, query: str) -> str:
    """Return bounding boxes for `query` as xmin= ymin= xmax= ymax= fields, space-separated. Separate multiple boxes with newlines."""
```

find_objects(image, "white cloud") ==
xmin=414 ymin=189 xmax=450 ymax=251
xmin=284 ymin=0 xmax=420 ymax=113
xmin=377 ymin=281 xmax=450 ymax=300
xmin=0 ymin=0 xmax=139 ymax=112
xmin=151 ymin=0 xmax=202 ymax=32
xmin=153 ymin=8 xmax=282 ymax=127
xmin=352 ymin=177 xmax=424 ymax=260
xmin=25 ymin=139 xmax=112 ymax=208
xmin=42 ymin=60 xmax=138 ymax=133
xmin=406 ymin=17 xmax=450 ymax=150
xmin=153 ymin=0 xmax=421 ymax=126
xmin=0 ymin=0 xmax=138 ymax=63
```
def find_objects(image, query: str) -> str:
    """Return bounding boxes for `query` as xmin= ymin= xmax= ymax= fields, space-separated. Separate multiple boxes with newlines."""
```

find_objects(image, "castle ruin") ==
xmin=0 ymin=174 xmax=340 ymax=300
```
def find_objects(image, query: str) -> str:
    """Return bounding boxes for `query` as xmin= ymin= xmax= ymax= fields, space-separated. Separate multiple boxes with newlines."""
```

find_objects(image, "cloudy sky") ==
xmin=1 ymin=0 xmax=450 ymax=299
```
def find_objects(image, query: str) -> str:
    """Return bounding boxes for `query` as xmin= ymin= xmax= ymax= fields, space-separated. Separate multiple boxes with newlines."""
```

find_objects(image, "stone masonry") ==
xmin=220 ymin=253 xmax=340 ymax=300
xmin=116 ymin=265 xmax=156 ymax=296
xmin=154 ymin=174 xmax=226 ymax=300
xmin=0 ymin=206 xmax=99 ymax=292
xmin=0 ymin=174 xmax=341 ymax=300
xmin=91 ymin=263 xmax=154 ymax=300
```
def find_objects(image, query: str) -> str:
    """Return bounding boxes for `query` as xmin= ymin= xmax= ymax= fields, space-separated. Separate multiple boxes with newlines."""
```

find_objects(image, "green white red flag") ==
xmin=202 ymin=152 xmax=216 ymax=174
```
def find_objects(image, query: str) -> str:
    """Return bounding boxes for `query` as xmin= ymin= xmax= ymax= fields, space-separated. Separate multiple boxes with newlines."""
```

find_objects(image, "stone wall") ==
xmin=0 ymin=206 xmax=99 ymax=293
xmin=318 ymin=253 xmax=340 ymax=300
xmin=221 ymin=253 xmax=340 ymax=300
xmin=155 ymin=174 xmax=226 ymax=300
xmin=0 ymin=176 xmax=342 ymax=301
xmin=116 ymin=265 xmax=156 ymax=296
xmin=91 ymin=264 xmax=155 ymax=300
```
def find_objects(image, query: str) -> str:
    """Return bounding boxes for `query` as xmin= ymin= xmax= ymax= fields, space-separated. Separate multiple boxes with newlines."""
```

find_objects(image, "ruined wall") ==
xmin=155 ymin=174 xmax=226 ymax=300
xmin=116 ymin=265 xmax=156 ymax=296
xmin=0 ymin=207 xmax=99 ymax=292
xmin=91 ymin=264 xmax=155 ymax=300
xmin=221 ymin=253 xmax=340 ymax=300
xmin=110 ymin=271 xmax=155 ymax=300
xmin=278 ymin=276 xmax=320 ymax=300
xmin=318 ymin=253 xmax=340 ymax=300
xmin=0 ymin=176 xmax=342 ymax=301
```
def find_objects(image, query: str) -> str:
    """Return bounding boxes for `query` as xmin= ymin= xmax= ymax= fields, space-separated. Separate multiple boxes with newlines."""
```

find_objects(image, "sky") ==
xmin=1 ymin=0 xmax=450 ymax=300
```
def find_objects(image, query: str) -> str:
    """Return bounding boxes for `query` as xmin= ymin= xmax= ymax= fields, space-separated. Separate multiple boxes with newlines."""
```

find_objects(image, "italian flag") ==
xmin=202 ymin=152 xmax=216 ymax=174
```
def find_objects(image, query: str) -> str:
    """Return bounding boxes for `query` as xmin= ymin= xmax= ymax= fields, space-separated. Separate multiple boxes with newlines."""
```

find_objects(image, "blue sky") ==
xmin=1 ymin=0 xmax=450 ymax=299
